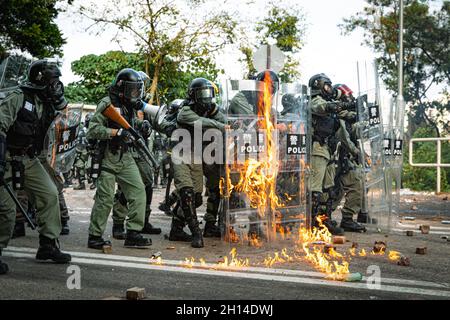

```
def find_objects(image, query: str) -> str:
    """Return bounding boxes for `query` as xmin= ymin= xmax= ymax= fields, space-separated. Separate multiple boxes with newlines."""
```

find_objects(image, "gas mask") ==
xmin=40 ymin=77 xmax=68 ymax=111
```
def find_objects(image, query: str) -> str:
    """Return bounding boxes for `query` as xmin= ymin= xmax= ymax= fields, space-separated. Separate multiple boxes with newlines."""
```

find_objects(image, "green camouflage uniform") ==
xmin=0 ymin=89 xmax=62 ymax=249
xmin=86 ymin=96 xmax=146 ymax=237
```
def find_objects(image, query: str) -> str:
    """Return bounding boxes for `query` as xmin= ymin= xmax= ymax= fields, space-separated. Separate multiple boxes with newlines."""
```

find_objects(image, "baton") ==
xmin=3 ymin=183 xmax=36 ymax=230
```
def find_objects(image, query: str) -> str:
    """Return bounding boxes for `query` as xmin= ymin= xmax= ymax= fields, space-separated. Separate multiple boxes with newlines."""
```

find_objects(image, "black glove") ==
xmin=326 ymin=102 xmax=342 ymax=113
xmin=116 ymin=128 xmax=133 ymax=144
xmin=340 ymin=101 xmax=357 ymax=111
xmin=0 ymin=135 xmax=6 ymax=185
xmin=141 ymin=120 xmax=151 ymax=136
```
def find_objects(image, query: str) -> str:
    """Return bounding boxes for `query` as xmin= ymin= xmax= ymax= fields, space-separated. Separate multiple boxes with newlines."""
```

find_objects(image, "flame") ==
xmin=217 ymin=248 xmax=249 ymax=268
xmin=388 ymin=250 xmax=401 ymax=261
xmin=182 ymin=257 xmax=196 ymax=268
xmin=295 ymin=217 xmax=350 ymax=280
xmin=349 ymin=248 xmax=356 ymax=256
xmin=150 ymin=257 xmax=163 ymax=265
xmin=359 ymin=249 xmax=367 ymax=257
xmin=264 ymin=248 xmax=295 ymax=267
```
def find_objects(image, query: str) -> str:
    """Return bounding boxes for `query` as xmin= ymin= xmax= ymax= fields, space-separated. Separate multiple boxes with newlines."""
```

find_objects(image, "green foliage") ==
xmin=0 ymin=0 xmax=69 ymax=58
xmin=402 ymin=127 xmax=450 ymax=192
xmin=77 ymin=0 xmax=237 ymax=103
xmin=240 ymin=2 xmax=306 ymax=82
xmin=65 ymin=51 xmax=219 ymax=105
xmin=341 ymin=0 xmax=450 ymax=136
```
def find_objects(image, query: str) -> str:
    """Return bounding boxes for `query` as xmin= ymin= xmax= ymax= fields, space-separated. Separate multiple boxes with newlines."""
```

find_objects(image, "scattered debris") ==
xmin=404 ymin=216 xmax=416 ymax=221
xmin=419 ymin=225 xmax=430 ymax=234
xmin=150 ymin=251 xmax=162 ymax=259
xmin=102 ymin=245 xmax=112 ymax=254
xmin=411 ymin=205 xmax=418 ymax=211
xmin=126 ymin=287 xmax=146 ymax=300
xmin=416 ymin=247 xmax=427 ymax=255
xmin=442 ymin=196 xmax=448 ymax=201
xmin=373 ymin=241 xmax=387 ymax=254
xmin=441 ymin=235 xmax=448 ymax=240
xmin=166 ymin=246 xmax=176 ymax=250
xmin=332 ymin=236 xmax=345 ymax=245
xmin=397 ymin=256 xmax=411 ymax=267
xmin=344 ymin=272 xmax=363 ymax=282
xmin=406 ymin=231 xmax=414 ymax=237
xmin=351 ymin=242 xmax=359 ymax=249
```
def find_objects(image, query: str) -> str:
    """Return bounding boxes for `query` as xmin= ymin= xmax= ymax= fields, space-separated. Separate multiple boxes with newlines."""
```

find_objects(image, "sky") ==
xmin=56 ymin=0 xmax=381 ymax=95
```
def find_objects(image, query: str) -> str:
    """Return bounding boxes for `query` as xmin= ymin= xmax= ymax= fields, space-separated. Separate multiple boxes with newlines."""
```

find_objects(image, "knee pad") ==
xmin=179 ymin=187 xmax=194 ymax=211
xmin=195 ymin=192 xmax=203 ymax=208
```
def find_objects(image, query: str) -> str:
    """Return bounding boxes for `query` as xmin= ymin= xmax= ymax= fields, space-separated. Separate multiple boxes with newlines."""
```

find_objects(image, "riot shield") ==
xmin=383 ymin=97 xmax=404 ymax=231
xmin=45 ymin=105 xmax=83 ymax=173
xmin=355 ymin=61 xmax=390 ymax=231
xmin=221 ymin=75 xmax=309 ymax=246
xmin=0 ymin=55 xmax=31 ymax=89
xmin=275 ymin=83 xmax=310 ymax=239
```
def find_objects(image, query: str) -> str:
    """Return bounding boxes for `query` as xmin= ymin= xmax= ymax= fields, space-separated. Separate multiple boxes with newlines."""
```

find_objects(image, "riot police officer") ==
xmin=308 ymin=73 xmax=355 ymax=235
xmin=0 ymin=59 xmax=72 ymax=274
xmin=86 ymin=68 xmax=151 ymax=249
xmin=170 ymin=78 xmax=228 ymax=248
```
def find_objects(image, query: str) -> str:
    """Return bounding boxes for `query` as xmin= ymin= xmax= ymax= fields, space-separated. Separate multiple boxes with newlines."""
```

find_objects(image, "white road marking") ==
xmin=392 ymin=228 xmax=450 ymax=235
xmin=4 ymin=251 xmax=450 ymax=298
xmin=5 ymin=247 xmax=450 ymax=296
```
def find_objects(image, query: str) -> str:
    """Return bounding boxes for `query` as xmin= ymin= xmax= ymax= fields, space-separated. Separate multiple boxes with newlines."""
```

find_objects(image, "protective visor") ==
xmin=122 ymin=81 xmax=144 ymax=100
xmin=195 ymin=87 xmax=215 ymax=104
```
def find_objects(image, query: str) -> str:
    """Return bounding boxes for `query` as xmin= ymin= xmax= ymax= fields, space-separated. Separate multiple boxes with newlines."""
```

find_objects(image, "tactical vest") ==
xmin=312 ymin=114 xmax=338 ymax=140
xmin=6 ymin=89 xmax=41 ymax=152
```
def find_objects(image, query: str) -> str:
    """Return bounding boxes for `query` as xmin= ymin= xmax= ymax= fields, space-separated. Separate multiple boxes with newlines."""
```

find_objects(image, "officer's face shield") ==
xmin=122 ymin=81 xmax=144 ymax=109
xmin=43 ymin=76 xmax=68 ymax=111
xmin=195 ymin=86 xmax=216 ymax=106
xmin=322 ymin=82 xmax=334 ymax=99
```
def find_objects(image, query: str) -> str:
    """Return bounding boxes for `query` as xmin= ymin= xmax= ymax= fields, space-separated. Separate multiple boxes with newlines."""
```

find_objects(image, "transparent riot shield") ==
xmin=383 ymin=97 xmax=404 ymax=231
xmin=45 ymin=105 xmax=83 ymax=173
xmin=222 ymin=78 xmax=279 ymax=246
xmin=355 ymin=61 xmax=390 ymax=231
xmin=0 ymin=55 xmax=31 ymax=89
xmin=275 ymin=83 xmax=310 ymax=240
xmin=221 ymin=76 xmax=310 ymax=246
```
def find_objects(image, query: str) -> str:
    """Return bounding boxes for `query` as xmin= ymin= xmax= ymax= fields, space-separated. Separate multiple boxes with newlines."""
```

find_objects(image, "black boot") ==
xmin=36 ymin=235 xmax=71 ymax=263
xmin=124 ymin=231 xmax=152 ymax=248
xmin=112 ymin=223 xmax=126 ymax=240
xmin=60 ymin=220 xmax=70 ymax=236
xmin=141 ymin=222 xmax=162 ymax=235
xmin=0 ymin=250 xmax=9 ymax=275
xmin=203 ymin=221 xmax=221 ymax=238
xmin=88 ymin=234 xmax=112 ymax=250
xmin=340 ymin=218 xmax=367 ymax=233
xmin=169 ymin=217 xmax=193 ymax=242
xmin=89 ymin=183 xmax=97 ymax=190
xmin=12 ymin=221 xmax=26 ymax=239
xmin=180 ymin=188 xmax=204 ymax=248
xmin=357 ymin=211 xmax=378 ymax=224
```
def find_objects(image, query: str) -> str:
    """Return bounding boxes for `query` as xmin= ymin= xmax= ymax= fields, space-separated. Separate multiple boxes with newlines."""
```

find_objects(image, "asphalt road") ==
xmin=1 ymin=187 xmax=449 ymax=300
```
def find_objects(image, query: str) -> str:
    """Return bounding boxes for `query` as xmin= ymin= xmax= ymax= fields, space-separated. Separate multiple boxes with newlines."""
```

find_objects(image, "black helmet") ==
xmin=255 ymin=70 xmax=280 ymax=94
xmin=21 ymin=59 xmax=67 ymax=111
xmin=308 ymin=73 xmax=334 ymax=99
xmin=109 ymin=68 xmax=144 ymax=110
xmin=188 ymin=78 xmax=216 ymax=114
xmin=281 ymin=93 xmax=300 ymax=115
xmin=138 ymin=71 xmax=151 ymax=93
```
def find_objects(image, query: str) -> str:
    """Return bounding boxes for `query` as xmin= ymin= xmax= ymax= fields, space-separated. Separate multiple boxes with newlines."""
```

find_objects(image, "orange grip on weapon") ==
xmin=102 ymin=105 xmax=131 ymax=130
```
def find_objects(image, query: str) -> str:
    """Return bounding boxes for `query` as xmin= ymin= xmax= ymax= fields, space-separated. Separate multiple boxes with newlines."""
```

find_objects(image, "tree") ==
xmin=75 ymin=0 xmax=237 ymax=104
xmin=0 ymin=0 xmax=70 ymax=59
xmin=65 ymin=50 xmax=220 ymax=105
xmin=340 ymin=0 xmax=450 ymax=138
xmin=239 ymin=2 xmax=306 ymax=82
